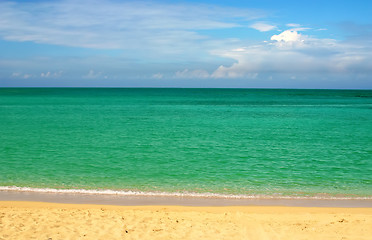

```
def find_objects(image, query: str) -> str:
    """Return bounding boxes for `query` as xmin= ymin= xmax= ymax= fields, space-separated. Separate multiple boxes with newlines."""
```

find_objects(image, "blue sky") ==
xmin=0 ymin=0 xmax=371 ymax=88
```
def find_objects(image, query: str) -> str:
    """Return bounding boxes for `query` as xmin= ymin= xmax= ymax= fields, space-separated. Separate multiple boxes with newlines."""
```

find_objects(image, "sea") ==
xmin=0 ymin=88 xmax=371 ymax=200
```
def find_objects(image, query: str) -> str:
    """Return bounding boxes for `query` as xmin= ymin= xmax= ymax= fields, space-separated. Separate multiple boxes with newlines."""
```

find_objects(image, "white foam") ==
xmin=1 ymin=186 xmax=371 ymax=200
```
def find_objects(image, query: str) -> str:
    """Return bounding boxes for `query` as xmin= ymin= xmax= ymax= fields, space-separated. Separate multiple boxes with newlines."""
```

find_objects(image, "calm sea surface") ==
xmin=0 ymin=88 xmax=371 ymax=198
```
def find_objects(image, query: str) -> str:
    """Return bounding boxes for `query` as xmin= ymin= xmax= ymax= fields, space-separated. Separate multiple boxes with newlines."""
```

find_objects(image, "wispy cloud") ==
xmin=0 ymin=0 xmax=263 ymax=54
xmin=0 ymin=1 xmax=371 ymax=88
xmin=175 ymin=69 xmax=210 ymax=79
xmin=83 ymin=70 xmax=108 ymax=79
xmin=250 ymin=22 xmax=277 ymax=32
xmin=286 ymin=23 xmax=301 ymax=28
xmin=41 ymin=71 xmax=63 ymax=78
xmin=11 ymin=72 xmax=33 ymax=79
xmin=152 ymin=73 xmax=163 ymax=79
xmin=284 ymin=23 xmax=311 ymax=32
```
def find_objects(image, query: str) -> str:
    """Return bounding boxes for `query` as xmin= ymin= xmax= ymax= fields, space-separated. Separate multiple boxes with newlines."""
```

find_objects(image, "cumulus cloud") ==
xmin=271 ymin=30 xmax=304 ymax=44
xmin=211 ymin=29 xmax=372 ymax=78
xmin=1 ymin=1 xmax=370 ymax=87
xmin=250 ymin=22 xmax=277 ymax=32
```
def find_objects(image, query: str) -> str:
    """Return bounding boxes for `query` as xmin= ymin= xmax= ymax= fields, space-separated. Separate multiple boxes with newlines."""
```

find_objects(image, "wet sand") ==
xmin=1 ymin=189 xmax=372 ymax=207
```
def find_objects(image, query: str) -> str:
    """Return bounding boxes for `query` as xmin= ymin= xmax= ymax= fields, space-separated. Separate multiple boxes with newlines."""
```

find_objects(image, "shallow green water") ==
xmin=0 ymin=88 xmax=371 ymax=198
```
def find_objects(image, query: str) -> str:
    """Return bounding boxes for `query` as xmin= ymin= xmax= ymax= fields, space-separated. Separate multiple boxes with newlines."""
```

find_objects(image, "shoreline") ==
xmin=1 ymin=189 xmax=372 ymax=208
xmin=1 ymin=200 xmax=372 ymax=240
xmin=2 ymin=186 xmax=371 ymax=200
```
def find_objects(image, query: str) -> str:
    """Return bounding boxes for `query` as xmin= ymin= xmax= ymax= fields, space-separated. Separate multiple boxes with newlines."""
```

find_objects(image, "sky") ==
xmin=0 ymin=0 xmax=371 ymax=88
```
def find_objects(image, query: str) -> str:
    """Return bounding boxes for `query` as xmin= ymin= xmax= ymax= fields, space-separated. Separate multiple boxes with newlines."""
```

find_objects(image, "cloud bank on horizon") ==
xmin=0 ymin=0 xmax=371 ymax=88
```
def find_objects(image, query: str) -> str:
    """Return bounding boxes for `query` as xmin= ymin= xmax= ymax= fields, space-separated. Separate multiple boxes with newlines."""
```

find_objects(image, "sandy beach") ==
xmin=1 ymin=201 xmax=371 ymax=240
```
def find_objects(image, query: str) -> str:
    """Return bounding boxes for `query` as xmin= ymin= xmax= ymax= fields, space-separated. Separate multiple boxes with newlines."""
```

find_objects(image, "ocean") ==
xmin=0 ymin=88 xmax=371 ymax=199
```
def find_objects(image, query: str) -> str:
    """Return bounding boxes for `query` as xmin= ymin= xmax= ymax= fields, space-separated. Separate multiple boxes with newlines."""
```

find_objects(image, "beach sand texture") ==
xmin=1 ymin=201 xmax=371 ymax=240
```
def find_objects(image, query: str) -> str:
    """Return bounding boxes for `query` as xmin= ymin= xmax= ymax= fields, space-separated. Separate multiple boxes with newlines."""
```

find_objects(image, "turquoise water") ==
xmin=0 ymin=88 xmax=371 ymax=198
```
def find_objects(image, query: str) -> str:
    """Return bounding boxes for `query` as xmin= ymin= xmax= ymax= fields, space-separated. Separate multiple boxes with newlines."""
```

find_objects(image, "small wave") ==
xmin=1 ymin=186 xmax=371 ymax=200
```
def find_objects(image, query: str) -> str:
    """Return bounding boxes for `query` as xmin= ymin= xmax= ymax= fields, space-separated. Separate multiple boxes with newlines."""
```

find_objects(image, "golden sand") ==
xmin=1 ymin=201 xmax=371 ymax=240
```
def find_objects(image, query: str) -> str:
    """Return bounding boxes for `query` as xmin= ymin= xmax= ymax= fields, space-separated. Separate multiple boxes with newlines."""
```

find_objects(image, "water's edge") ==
xmin=1 ymin=186 xmax=371 ymax=208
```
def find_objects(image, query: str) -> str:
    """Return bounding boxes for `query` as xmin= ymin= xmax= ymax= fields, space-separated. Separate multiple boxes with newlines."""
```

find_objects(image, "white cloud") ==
xmin=250 ymin=22 xmax=277 ymax=32
xmin=270 ymin=30 xmax=307 ymax=48
xmin=152 ymin=73 xmax=163 ymax=79
xmin=41 ymin=71 xmax=63 ymax=78
xmin=271 ymin=30 xmax=304 ymax=43
xmin=286 ymin=23 xmax=301 ymax=28
xmin=210 ymin=30 xmax=372 ymax=78
xmin=41 ymin=72 xmax=50 ymax=78
xmin=232 ymin=48 xmax=247 ymax=52
xmin=290 ymin=27 xmax=311 ymax=32
xmin=0 ymin=0 xmax=263 ymax=54
xmin=284 ymin=23 xmax=311 ymax=32
xmin=175 ymin=69 xmax=210 ymax=79
xmin=11 ymin=72 xmax=33 ymax=79
xmin=1 ymin=1 xmax=370 ymax=86
xmin=83 ymin=70 xmax=102 ymax=79
xmin=212 ymin=64 xmax=258 ymax=79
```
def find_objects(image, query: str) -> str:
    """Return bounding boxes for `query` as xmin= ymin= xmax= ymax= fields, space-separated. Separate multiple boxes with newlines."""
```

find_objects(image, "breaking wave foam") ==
xmin=1 ymin=186 xmax=371 ymax=200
